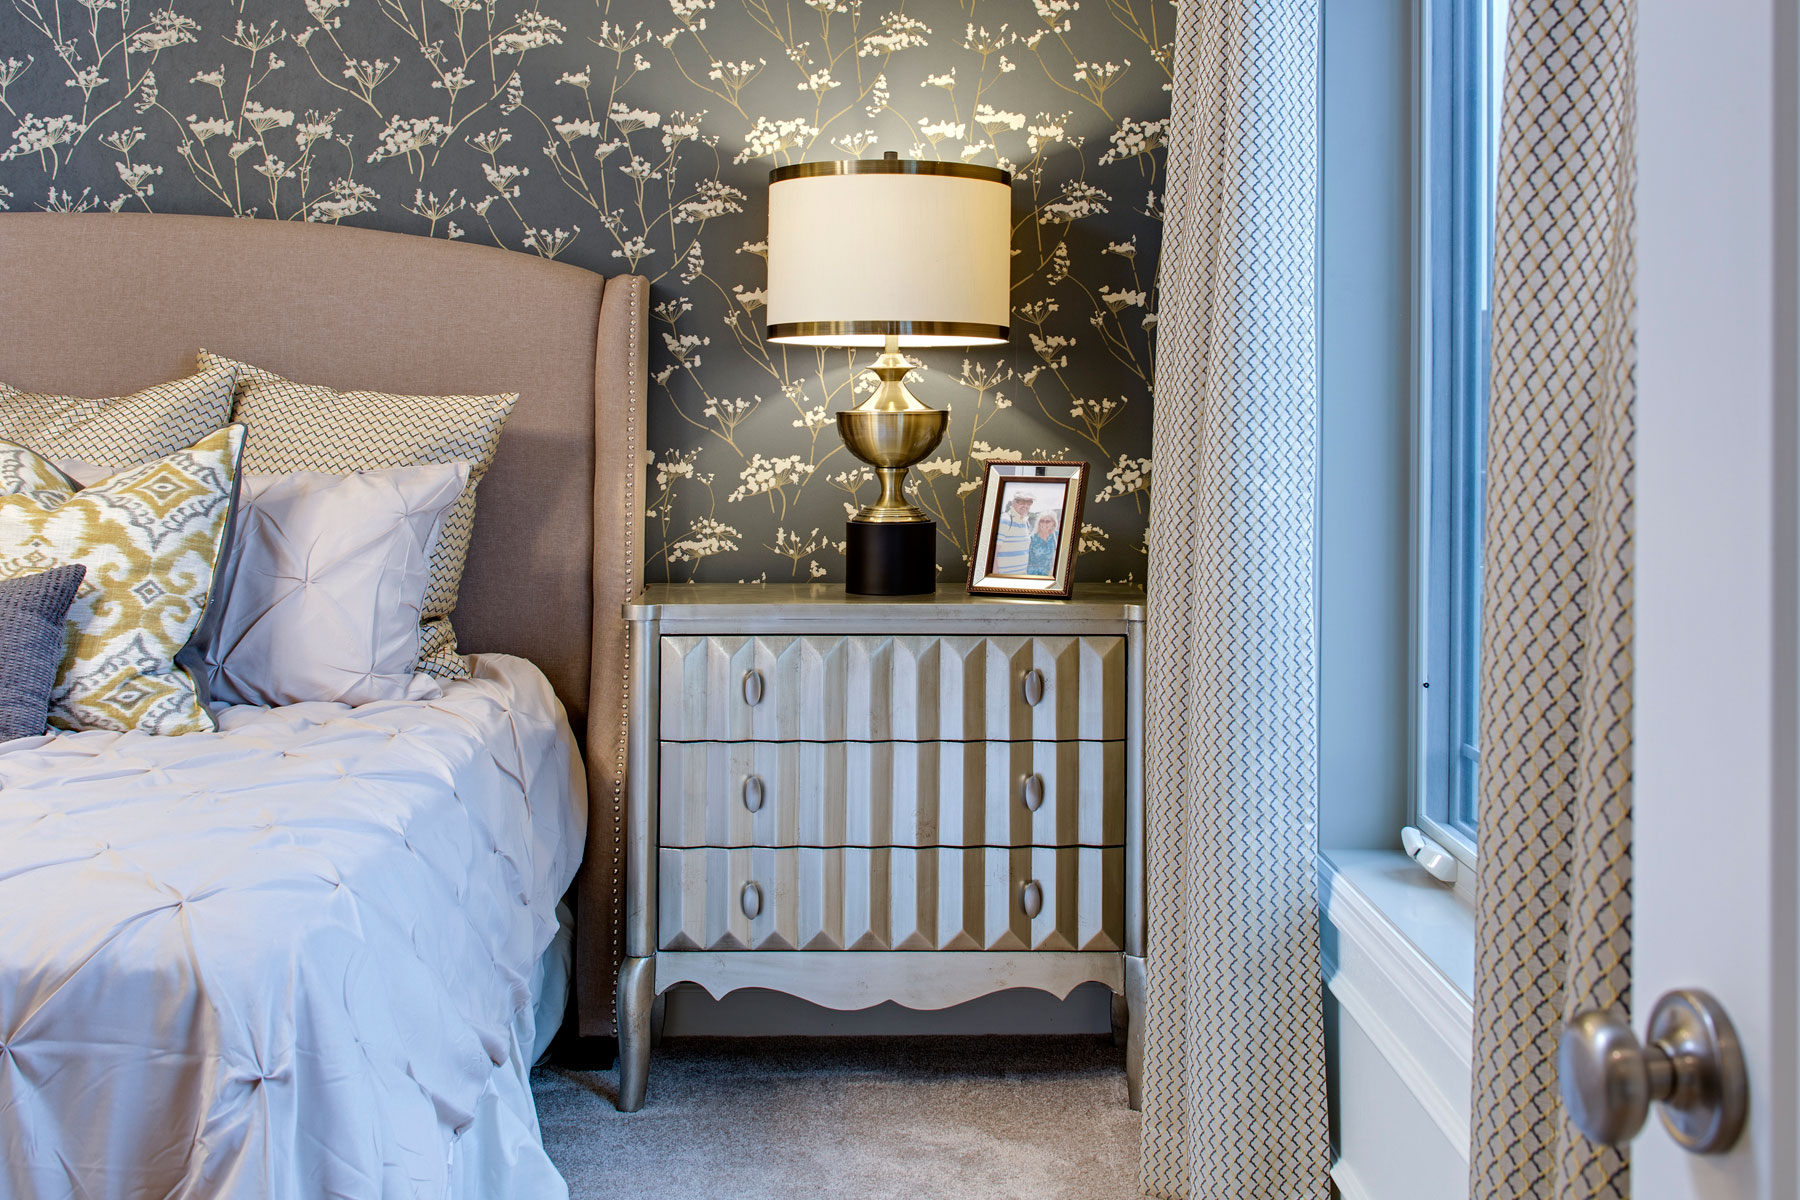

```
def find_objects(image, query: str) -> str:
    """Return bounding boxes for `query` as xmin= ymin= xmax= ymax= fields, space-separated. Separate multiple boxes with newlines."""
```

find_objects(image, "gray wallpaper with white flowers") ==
xmin=0 ymin=0 xmax=1165 ymax=583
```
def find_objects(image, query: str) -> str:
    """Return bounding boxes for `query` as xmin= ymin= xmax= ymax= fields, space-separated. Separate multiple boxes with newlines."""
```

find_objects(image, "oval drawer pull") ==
xmin=1021 ymin=773 xmax=1046 ymax=812
xmin=1021 ymin=668 xmax=1046 ymax=707
xmin=1019 ymin=880 xmax=1043 ymax=919
xmin=742 ymin=669 xmax=765 ymax=707
xmin=740 ymin=881 xmax=763 ymax=920
xmin=742 ymin=774 xmax=765 ymax=813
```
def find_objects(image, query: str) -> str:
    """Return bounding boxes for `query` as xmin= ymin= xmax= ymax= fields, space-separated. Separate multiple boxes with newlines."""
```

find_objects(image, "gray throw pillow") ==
xmin=0 ymin=564 xmax=86 ymax=742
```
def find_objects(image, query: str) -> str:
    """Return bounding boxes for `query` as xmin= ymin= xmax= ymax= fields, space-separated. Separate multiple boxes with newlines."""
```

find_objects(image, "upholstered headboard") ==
xmin=0 ymin=213 xmax=645 ymax=1036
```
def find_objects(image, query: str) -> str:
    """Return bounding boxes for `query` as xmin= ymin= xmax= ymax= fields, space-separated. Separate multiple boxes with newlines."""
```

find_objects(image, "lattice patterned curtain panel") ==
xmin=1136 ymin=2 xmax=1327 ymax=1197
xmin=1468 ymin=0 xmax=1636 ymax=1197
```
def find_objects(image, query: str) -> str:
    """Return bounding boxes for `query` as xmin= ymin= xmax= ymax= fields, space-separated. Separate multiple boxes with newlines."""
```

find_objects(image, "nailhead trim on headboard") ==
xmin=609 ymin=279 xmax=641 ymax=1028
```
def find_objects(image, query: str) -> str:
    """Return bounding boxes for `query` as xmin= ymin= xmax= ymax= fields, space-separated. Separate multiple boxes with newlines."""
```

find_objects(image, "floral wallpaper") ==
xmin=0 ymin=0 xmax=1166 ymax=584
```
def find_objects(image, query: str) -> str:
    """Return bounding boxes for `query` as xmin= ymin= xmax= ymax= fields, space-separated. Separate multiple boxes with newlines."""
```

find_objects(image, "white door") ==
xmin=1630 ymin=0 xmax=1798 ymax=1196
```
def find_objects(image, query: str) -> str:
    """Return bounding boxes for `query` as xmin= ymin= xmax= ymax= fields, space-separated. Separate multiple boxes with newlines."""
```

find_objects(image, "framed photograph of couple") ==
xmin=966 ymin=460 xmax=1090 ymax=598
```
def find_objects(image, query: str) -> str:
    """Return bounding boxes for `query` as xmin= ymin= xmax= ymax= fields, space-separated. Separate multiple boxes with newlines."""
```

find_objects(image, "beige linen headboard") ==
xmin=0 ymin=213 xmax=645 ymax=1037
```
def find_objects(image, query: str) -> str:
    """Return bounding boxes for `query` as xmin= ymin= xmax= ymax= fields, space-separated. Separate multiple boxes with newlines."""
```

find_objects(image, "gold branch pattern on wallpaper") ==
xmin=0 ymin=0 xmax=1167 ymax=583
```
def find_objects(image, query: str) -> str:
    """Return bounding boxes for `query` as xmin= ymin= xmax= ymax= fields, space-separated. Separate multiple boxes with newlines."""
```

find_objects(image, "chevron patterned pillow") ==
xmin=0 ymin=362 xmax=238 ymax=466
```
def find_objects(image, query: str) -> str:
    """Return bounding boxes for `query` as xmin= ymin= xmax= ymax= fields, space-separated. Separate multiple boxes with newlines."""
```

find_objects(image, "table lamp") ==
xmin=766 ymin=152 xmax=1013 ymax=595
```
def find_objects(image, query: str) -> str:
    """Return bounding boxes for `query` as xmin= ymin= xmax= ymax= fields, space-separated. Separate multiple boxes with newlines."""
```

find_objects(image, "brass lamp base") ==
xmin=845 ymin=519 xmax=937 ymax=595
xmin=835 ymin=334 xmax=946 ymax=594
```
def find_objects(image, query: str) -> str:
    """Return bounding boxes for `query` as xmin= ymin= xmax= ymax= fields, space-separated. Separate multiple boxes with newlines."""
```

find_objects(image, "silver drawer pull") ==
xmin=742 ymin=774 xmax=765 ymax=813
xmin=1020 ymin=880 xmax=1043 ymax=919
xmin=740 ymin=881 xmax=763 ymax=920
xmin=742 ymin=669 xmax=765 ymax=707
xmin=1021 ymin=773 xmax=1046 ymax=812
xmin=1022 ymin=668 xmax=1045 ymax=707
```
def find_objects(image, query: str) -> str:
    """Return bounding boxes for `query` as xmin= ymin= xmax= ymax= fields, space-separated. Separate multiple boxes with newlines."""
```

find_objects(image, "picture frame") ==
xmin=966 ymin=459 xmax=1090 ymax=598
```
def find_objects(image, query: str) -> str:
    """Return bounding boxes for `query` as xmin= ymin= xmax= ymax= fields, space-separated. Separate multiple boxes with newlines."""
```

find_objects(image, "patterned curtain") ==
xmin=1468 ymin=0 xmax=1635 ymax=1197
xmin=1136 ymin=2 xmax=1326 ymax=1197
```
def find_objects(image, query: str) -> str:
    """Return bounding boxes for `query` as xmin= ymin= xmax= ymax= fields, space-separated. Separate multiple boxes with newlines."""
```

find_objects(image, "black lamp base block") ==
xmin=845 ymin=519 xmax=937 ymax=595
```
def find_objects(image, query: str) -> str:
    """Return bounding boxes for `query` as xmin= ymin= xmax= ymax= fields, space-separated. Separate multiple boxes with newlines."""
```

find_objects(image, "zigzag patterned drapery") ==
xmin=1468 ymin=0 xmax=1636 ymax=1196
xmin=1136 ymin=2 xmax=1327 ymax=1197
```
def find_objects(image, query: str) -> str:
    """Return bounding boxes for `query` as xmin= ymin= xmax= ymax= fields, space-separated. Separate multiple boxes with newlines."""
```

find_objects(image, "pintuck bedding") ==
xmin=0 ymin=653 xmax=585 ymax=1198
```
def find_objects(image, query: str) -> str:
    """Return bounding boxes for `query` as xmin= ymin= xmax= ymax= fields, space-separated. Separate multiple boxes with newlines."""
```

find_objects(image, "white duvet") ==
xmin=0 ymin=655 xmax=585 ymax=1200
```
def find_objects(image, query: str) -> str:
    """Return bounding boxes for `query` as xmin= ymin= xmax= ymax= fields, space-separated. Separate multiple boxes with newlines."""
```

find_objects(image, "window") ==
xmin=1414 ymin=0 xmax=1506 ymax=865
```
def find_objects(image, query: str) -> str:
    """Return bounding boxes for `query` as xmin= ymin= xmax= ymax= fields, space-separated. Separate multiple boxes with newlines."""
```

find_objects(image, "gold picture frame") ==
xmin=966 ymin=459 xmax=1089 ymax=598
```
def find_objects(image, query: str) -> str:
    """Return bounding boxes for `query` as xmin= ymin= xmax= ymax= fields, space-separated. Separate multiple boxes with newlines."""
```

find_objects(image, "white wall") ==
xmin=1328 ymin=997 xmax=1469 ymax=1200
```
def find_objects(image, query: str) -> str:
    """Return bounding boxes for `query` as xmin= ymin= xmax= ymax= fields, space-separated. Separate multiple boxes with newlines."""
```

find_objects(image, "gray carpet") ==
xmin=532 ymin=1037 xmax=1142 ymax=1199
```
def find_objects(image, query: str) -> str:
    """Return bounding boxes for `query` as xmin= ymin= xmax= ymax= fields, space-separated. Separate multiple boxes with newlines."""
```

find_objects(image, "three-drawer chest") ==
xmin=615 ymin=583 xmax=1145 ymax=1111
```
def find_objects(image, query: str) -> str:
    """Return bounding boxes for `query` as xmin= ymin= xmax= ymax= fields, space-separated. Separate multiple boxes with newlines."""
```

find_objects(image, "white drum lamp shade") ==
xmin=765 ymin=157 xmax=1012 ymax=347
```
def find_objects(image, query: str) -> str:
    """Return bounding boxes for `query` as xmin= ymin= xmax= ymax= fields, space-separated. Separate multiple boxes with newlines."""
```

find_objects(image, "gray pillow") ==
xmin=0 ymin=564 xmax=86 ymax=742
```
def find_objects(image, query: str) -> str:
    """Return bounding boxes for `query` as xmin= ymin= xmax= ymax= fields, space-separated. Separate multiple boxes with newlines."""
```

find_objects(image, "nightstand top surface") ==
xmin=625 ymin=582 xmax=1145 ymax=628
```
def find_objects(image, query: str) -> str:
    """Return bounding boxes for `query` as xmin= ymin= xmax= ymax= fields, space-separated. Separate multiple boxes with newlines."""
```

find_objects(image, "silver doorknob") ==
xmin=1021 ymin=668 xmax=1045 ymax=707
xmin=742 ymin=774 xmax=765 ymax=812
xmin=742 ymin=669 xmax=764 ymax=706
xmin=1559 ymin=988 xmax=1747 ymax=1154
xmin=740 ymin=881 xmax=763 ymax=920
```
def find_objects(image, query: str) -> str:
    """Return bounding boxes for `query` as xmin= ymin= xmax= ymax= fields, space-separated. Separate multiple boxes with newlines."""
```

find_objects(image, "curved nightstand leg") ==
xmin=649 ymin=992 xmax=667 ymax=1048
xmin=1111 ymin=988 xmax=1129 ymax=1048
xmin=615 ymin=956 xmax=656 ymax=1112
xmin=1124 ymin=953 xmax=1146 ymax=1111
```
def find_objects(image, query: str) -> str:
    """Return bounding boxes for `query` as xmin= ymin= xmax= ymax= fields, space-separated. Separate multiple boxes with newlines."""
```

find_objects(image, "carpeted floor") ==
xmin=532 ymin=1037 xmax=1142 ymax=1199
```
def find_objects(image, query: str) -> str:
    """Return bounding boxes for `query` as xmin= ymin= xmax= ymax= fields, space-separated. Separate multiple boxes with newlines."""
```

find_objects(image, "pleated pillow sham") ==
xmin=200 ymin=464 xmax=470 ymax=708
xmin=0 ymin=427 xmax=245 ymax=735
xmin=199 ymin=350 xmax=516 ymax=679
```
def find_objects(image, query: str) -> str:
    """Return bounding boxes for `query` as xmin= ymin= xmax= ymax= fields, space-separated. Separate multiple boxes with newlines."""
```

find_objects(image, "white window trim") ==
xmin=1320 ymin=851 xmax=1475 ymax=1153
xmin=1408 ymin=0 xmax=1482 ymax=900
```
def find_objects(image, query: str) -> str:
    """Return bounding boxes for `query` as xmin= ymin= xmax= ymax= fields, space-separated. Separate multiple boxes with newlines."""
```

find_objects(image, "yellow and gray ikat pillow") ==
xmin=0 ymin=426 xmax=245 ymax=736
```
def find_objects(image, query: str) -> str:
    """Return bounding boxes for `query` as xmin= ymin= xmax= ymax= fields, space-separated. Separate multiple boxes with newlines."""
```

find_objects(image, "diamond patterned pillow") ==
xmin=0 ymin=427 xmax=244 ymax=735
xmin=200 ymin=350 xmax=516 ymax=679
xmin=0 ymin=362 xmax=239 ymax=465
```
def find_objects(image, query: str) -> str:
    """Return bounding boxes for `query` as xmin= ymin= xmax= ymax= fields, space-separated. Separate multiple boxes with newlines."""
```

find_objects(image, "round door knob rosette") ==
xmin=1558 ymin=987 xmax=1747 ymax=1154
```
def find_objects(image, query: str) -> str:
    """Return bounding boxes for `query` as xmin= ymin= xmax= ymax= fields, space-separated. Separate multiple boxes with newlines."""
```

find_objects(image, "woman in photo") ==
xmin=1027 ymin=511 xmax=1060 ymax=577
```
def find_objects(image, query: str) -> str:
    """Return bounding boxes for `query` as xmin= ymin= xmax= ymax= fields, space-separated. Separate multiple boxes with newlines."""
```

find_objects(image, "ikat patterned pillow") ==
xmin=0 ymin=362 xmax=239 ymax=466
xmin=0 ymin=426 xmax=245 ymax=736
xmin=199 ymin=350 xmax=516 ymax=680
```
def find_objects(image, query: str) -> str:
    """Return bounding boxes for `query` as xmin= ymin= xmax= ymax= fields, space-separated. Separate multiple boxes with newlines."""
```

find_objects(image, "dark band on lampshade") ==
xmin=769 ymin=160 xmax=1011 ymax=186
xmin=766 ymin=319 xmax=1009 ymax=344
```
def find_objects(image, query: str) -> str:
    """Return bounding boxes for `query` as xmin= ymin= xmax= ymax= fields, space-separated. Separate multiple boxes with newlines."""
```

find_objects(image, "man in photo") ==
xmin=991 ymin=490 xmax=1036 ymax=575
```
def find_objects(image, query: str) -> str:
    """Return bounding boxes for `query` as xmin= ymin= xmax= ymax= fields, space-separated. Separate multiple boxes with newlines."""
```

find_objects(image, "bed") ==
xmin=0 ymin=214 xmax=646 ymax=1196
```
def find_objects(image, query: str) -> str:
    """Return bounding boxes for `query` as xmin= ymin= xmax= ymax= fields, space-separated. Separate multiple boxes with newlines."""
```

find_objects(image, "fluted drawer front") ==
xmin=657 ymin=846 xmax=1124 ymax=952
xmin=659 ymin=740 xmax=1125 ymax=848
xmin=659 ymin=635 xmax=1125 ymax=742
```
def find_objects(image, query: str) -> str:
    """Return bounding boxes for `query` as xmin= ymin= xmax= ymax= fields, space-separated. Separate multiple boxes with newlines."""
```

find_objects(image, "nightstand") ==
xmin=614 ymin=583 xmax=1145 ymax=1112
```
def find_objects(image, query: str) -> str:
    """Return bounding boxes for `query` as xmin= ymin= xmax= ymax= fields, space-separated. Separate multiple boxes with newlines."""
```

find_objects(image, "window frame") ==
xmin=1409 ymin=0 xmax=1502 ymax=883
